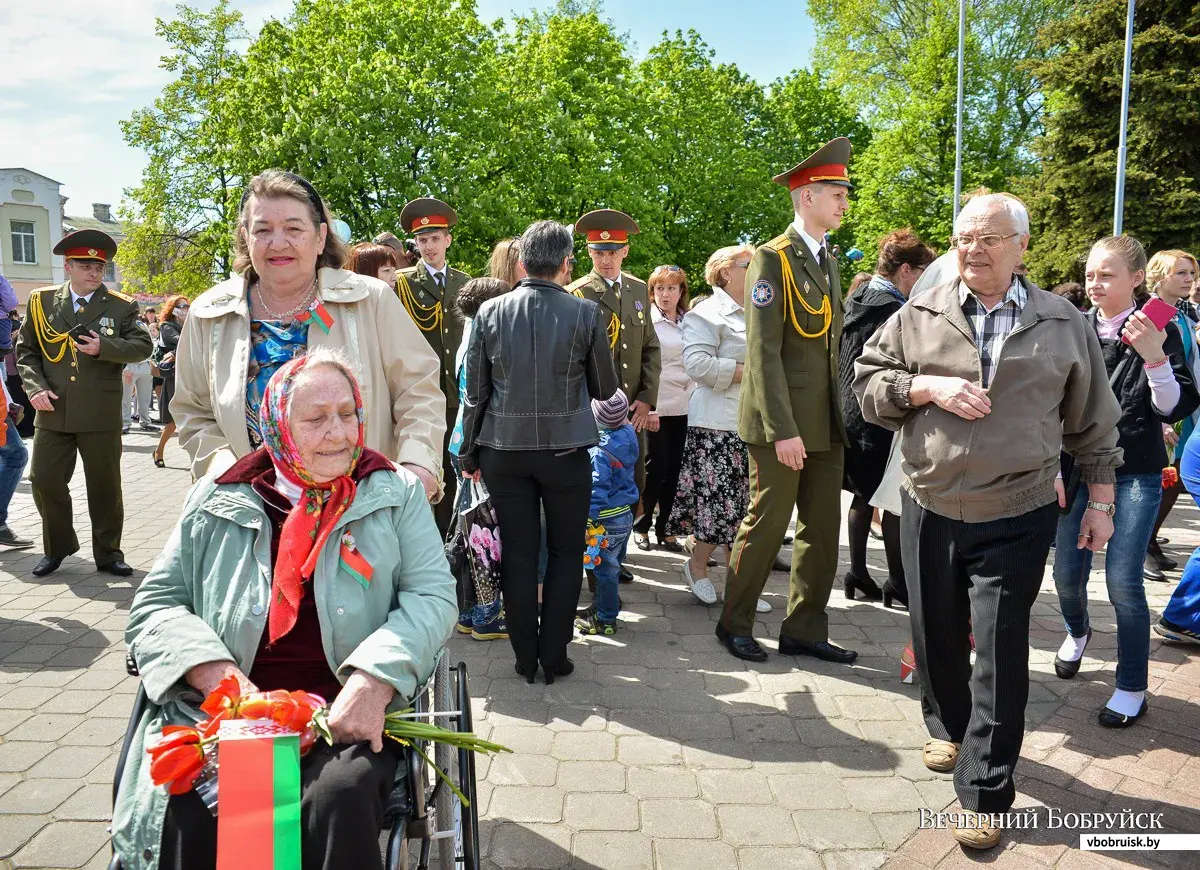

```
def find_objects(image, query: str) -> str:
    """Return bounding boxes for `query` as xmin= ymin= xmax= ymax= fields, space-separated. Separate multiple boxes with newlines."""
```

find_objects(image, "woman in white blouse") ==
xmin=633 ymin=266 xmax=695 ymax=551
xmin=669 ymin=245 xmax=768 ymax=612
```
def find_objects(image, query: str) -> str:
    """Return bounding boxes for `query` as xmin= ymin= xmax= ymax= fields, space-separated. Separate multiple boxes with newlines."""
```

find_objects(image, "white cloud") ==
xmin=0 ymin=0 xmax=294 ymax=211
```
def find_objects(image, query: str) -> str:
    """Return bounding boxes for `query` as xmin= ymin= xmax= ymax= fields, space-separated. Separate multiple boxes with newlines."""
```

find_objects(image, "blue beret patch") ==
xmin=751 ymin=280 xmax=775 ymax=308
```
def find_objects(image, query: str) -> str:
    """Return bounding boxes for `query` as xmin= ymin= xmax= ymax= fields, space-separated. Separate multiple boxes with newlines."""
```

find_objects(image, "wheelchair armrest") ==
xmin=125 ymin=651 xmax=139 ymax=677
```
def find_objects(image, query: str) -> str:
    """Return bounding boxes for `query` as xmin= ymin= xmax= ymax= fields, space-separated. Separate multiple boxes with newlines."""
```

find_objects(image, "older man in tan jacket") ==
xmin=854 ymin=194 xmax=1122 ymax=852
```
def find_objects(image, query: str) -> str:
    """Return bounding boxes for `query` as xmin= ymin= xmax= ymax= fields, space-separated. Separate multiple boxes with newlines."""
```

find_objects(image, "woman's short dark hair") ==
xmin=876 ymin=229 xmax=936 ymax=279
xmin=519 ymin=221 xmax=574 ymax=279
xmin=457 ymin=277 xmax=510 ymax=319
xmin=345 ymin=243 xmax=398 ymax=281
xmin=1051 ymin=281 xmax=1088 ymax=310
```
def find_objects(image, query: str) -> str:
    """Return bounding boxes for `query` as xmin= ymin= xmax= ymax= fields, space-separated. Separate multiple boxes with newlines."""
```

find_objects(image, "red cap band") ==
xmin=63 ymin=247 xmax=108 ymax=262
xmin=788 ymin=163 xmax=850 ymax=191
xmin=586 ymin=229 xmax=628 ymax=244
xmin=409 ymin=216 xmax=450 ymax=232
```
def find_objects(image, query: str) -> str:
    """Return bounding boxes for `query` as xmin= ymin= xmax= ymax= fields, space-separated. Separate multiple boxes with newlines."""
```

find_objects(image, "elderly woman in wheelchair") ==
xmin=112 ymin=349 xmax=457 ymax=870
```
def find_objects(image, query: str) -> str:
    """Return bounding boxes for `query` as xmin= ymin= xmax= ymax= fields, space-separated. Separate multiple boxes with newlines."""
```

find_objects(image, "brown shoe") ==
xmin=953 ymin=813 xmax=1001 ymax=850
xmin=923 ymin=739 xmax=960 ymax=772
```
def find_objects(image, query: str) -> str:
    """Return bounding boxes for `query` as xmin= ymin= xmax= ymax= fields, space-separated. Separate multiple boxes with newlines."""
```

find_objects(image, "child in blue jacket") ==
xmin=576 ymin=391 xmax=640 ymax=636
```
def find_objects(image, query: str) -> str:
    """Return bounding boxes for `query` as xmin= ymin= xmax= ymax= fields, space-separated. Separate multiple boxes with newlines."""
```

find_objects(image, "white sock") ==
xmin=1105 ymin=689 xmax=1145 ymax=717
xmin=1057 ymin=631 xmax=1089 ymax=662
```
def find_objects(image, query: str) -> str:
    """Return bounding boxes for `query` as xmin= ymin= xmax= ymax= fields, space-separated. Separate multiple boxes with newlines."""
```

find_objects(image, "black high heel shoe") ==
xmin=514 ymin=661 xmax=537 ymax=684
xmin=843 ymin=572 xmax=883 ymax=602
xmin=541 ymin=658 xmax=574 ymax=686
xmin=882 ymin=580 xmax=908 ymax=609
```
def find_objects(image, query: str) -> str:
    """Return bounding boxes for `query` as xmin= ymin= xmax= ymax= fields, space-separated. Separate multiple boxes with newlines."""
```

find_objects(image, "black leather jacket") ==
xmin=459 ymin=277 xmax=619 ymax=470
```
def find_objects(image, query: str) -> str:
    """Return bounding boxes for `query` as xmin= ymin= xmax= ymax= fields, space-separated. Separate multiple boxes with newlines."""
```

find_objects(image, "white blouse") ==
xmin=650 ymin=305 xmax=695 ymax=416
xmin=680 ymin=288 xmax=745 ymax=432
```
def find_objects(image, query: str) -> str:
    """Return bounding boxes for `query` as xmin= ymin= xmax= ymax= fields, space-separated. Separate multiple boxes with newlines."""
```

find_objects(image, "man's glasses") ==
xmin=949 ymin=233 xmax=1019 ymax=250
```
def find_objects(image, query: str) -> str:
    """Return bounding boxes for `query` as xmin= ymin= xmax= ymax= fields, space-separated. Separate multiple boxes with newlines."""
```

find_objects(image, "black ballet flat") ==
xmin=1053 ymin=628 xmax=1092 ymax=679
xmin=1099 ymin=698 xmax=1147 ymax=728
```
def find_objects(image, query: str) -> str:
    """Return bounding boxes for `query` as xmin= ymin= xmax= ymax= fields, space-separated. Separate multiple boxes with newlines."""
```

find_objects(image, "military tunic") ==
xmin=567 ymin=269 xmax=661 ymax=409
xmin=398 ymin=262 xmax=470 ymax=536
xmin=16 ymin=282 xmax=154 ymax=562
xmin=721 ymin=225 xmax=847 ymax=641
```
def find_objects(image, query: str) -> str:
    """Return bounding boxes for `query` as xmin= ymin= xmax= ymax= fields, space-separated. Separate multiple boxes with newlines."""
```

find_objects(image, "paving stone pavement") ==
xmin=0 ymin=429 xmax=1196 ymax=869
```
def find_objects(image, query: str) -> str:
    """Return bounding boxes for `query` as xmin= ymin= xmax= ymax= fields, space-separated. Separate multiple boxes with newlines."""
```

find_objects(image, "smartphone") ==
xmin=1122 ymin=297 xmax=1176 ymax=344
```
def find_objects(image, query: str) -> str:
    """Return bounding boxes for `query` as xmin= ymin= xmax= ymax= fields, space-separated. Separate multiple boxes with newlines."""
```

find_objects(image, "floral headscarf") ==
xmin=258 ymin=354 xmax=365 ymax=644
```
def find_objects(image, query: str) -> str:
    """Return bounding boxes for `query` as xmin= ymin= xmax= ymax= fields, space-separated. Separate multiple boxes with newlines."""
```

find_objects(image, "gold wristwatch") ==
xmin=1085 ymin=500 xmax=1116 ymax=517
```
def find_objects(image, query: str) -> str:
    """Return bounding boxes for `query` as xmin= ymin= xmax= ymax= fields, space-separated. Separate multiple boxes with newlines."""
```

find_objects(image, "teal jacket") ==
xmin=112 ymin=467 xmax=457 ymax=870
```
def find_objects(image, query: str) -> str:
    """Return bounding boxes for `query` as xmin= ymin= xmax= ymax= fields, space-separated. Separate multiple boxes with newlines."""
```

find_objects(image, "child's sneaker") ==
xmin=471 ymin=610 xmax=508 ymax=641
xmin=574 ymin=614 xmax=617 ymax=636
xmin=455 ymin=610 xmax=473 ymax=635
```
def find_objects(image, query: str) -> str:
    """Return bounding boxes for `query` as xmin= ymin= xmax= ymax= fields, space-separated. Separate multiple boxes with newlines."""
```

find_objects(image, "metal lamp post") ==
xmin=1113 ymin=0 xmax=1136 ymax=235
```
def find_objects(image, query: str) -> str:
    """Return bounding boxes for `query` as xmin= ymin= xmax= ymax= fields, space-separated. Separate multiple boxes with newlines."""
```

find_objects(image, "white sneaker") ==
xmin=755 ymin=598 xmax=773 ymax=613
xmin=683 ymin=561 xmax=718 ymax=605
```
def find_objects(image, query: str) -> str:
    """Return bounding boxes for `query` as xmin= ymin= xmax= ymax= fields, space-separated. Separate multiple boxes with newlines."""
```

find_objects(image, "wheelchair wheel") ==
xmin=431 ymin=654 xmax=457 ymax=870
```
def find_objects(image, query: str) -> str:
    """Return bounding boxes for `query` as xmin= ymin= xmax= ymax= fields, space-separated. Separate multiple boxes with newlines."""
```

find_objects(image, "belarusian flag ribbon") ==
xmin=297 ymin=301 xmax=334 ymax=334
xmin=339 ymin=532 xmax=373 ymax=590
xmin=216 ymin=721 xmax=302 ymax=870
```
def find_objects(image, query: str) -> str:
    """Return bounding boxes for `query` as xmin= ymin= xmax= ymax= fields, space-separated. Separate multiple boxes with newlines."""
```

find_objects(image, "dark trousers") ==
xmin=29 ymin=428 xmax=124 ymax=564
xmin=634 ymin=415 xmax=688 ymax=539
xmin=902 ymin=491 xmax=1057 ymax=813
xmin=479 ymin=445 xmax=591 ymax=671
xmin=435 ymin=407 xmax=458 ymax=539
xmin=159 ymin=742 xmax=400 ymax=870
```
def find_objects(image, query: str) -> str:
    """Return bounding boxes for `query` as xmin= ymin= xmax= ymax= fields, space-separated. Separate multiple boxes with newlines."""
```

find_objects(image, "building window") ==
xmin=10 ymin=221 xmax=36 ymax=264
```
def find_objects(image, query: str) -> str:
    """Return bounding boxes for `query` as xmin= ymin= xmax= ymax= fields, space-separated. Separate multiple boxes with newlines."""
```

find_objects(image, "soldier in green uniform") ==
xmin=568 ymin=210 xmax=661 ymax=583
xmin=716 ymin=138 xmax=858 ymax=665
xmin=395 ymin=197 xmax=472 ymax=535
xmin=17 ymin=229 xmax=154 ymax=577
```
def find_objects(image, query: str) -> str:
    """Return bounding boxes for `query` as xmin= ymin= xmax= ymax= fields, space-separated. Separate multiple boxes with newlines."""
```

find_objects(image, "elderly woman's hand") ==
xmin=186 ymin=660 xmax=257 ymax=698
xmin=327 ymin=670 xmax=396 ymax=753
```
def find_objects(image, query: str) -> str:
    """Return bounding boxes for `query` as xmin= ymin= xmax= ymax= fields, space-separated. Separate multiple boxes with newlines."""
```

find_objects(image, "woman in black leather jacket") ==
xmin=459 ymin=220 xmax=618 ymax=684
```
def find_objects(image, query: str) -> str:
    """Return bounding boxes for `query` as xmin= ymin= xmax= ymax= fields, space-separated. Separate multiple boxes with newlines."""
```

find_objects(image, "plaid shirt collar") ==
xmin=958 ymin=275 xmax=1026 ymax=314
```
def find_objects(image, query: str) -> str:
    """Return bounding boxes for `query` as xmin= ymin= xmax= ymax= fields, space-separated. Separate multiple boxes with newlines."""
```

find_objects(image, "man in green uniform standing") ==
xmin=569 ymin=210 xmax=661 ymax=582
xmin=716 ymin=138 xmax=858 ymax=665
xmin=395 ymin=197 xmax=471 ymax=536
xmin=17 ymin=229 xmax=154 ymax=577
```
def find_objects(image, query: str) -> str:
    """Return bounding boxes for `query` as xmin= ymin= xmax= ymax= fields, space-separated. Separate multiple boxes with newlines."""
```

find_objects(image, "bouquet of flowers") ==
xmin=583 ymin=522 xmax=608 ymax=568
xmin=147 ymin=677 xmax=510 ymax=808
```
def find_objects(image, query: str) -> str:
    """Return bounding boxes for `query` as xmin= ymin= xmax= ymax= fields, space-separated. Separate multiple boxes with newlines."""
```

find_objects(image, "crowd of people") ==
xmin=6 ymin=135 xmax=1200 ymax=863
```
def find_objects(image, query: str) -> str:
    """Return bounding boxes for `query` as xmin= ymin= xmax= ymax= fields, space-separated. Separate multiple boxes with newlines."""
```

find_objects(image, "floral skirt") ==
xmin=667 ymin=426 xmax=749 ymax=545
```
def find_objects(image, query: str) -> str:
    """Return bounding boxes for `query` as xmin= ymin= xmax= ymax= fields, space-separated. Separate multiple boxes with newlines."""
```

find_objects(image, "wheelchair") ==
xmin=108 ymin=652 xmax=481 ymax=870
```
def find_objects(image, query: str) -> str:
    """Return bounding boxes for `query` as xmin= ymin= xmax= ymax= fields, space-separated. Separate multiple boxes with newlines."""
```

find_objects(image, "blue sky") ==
xmin=1 ymin=1 xmax=816 ymax=216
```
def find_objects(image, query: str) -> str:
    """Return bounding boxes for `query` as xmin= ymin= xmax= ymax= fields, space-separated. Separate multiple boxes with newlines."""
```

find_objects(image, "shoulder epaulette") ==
xmin=566 ymin=276 xmax=591 ymax=296
xmin=620 ymin=271 xmax=647 ymax=288
xmin=766 ymin=235 xmax=791 ymax=252
xmin=107 ymin=288 xmax=134 ymax=303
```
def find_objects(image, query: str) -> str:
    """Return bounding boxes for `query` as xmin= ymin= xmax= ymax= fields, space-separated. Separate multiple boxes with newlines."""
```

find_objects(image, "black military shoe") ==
xmin=97 ymin=560 xmax=134 ymax=577
xmin=778 ymin=637 xmax=858 ymax=664
xmin=31 ymin=556 xmax=64 ymax=577
xmin=618 ymin=565 xmax=634 ymax=584
xmin=715 ymin=622 xmax=768 ymax=662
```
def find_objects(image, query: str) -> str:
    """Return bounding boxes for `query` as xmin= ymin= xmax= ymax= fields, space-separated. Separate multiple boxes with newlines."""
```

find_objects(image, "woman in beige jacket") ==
xmin=172 ymin=170 xmax=446 ymax=495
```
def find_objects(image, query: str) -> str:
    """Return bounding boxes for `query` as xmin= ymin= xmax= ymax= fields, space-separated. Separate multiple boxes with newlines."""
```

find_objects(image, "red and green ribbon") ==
xmin=339 ymin=537 xmax=373 ymax=590
xmin=297 ymin=301 xmax=334 ymax=335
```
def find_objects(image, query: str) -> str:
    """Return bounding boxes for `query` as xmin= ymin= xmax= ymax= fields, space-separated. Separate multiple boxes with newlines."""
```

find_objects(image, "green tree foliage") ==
xmin=808 ymin=0 xmax=1071 ymax=259
xmin=123 ymin=0 xmax=865 ymax=288
xmin=1022 ymin=1 xmax=1200 ymax=286
xmin=117 ymin=0 xmax=247 ymax=298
